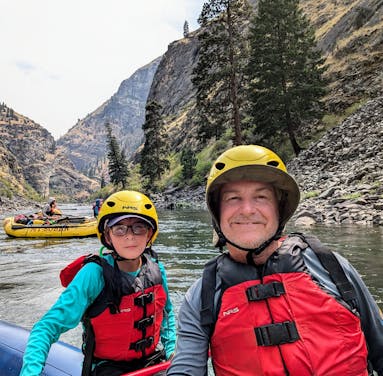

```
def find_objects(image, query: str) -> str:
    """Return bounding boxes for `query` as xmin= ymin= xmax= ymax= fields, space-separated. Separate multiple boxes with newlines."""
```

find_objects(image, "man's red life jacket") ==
xmin=202 ymin=235 xmax=368 ymax=376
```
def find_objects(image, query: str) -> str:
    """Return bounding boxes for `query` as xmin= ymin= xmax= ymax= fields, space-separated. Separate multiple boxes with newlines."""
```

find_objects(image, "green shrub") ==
xmin=341 ymin=192 xmax=362 ymax=200
xmin=302 ymin=191 xmax=320 ymax=199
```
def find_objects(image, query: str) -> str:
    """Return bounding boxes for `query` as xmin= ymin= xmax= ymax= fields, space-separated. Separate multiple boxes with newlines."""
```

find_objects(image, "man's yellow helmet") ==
xmin=206 ymin=145 xmax=300 ymax=230
xmin=97 ymin=190 xmax=158 ymax=249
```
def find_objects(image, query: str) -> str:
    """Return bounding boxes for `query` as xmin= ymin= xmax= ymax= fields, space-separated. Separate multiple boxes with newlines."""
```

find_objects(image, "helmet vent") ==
xmin=215 ymin=162 xmax=225 ymax=170
xmin=145 ymin=204 xmax=152 ymax=209
xmin=107 ymin=201 xmax=115 ymax=207
xmin=267 ymin=160 xmax=279 ymax=167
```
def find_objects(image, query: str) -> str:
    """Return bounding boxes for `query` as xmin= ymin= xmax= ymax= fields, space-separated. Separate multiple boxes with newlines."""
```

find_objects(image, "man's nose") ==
xmin=240 ymin=198 xmax=257 ymax=213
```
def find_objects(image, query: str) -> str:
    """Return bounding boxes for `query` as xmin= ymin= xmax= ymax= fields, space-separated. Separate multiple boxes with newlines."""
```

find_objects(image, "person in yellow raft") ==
xmin=42 ymin=197 xmax=62 ymax=219
xmin=167 ymin=144 xmax=383 ymax=376
xmin=21 ymin=190 xmax=176 ymax=376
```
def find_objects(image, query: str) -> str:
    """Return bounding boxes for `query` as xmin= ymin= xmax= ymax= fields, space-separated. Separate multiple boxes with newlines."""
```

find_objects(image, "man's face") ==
xmin=219 ymin=180 xmax=279 ymax=256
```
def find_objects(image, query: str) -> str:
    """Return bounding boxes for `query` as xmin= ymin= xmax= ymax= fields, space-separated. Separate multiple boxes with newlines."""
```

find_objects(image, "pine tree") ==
xmin=180 ymin=148 xmax=197 ymax=181
xmin=105 ymin=122 xmax=129 ymax=188
xmin=247 ymin=0 xmax=327 ymax=156
xmin=183 ymin=20 xmax=190 ymax=37
xmin=140 ymin=101 xmax=169 ymax=191
xmin=192 ymin=0 xmax=252 ymax=147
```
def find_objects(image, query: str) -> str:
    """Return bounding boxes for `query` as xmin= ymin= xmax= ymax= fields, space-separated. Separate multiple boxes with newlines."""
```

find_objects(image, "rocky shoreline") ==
xmin=0 ymin=196 xmax=41 ymax=217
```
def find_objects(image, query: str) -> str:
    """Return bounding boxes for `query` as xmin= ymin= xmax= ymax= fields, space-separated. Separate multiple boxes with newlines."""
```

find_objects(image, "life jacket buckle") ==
xmin=134 ymin=315 xmax=154 ymax=330
xmin=134 ymin=292 xmax=154 ymax=307
xmin=246 ymin=282 xmax=285 ymax=301
xmin=130 ymin=336 xmax=154 ymax=352
xmin=255 ymin=321 xmax=299 ymax=346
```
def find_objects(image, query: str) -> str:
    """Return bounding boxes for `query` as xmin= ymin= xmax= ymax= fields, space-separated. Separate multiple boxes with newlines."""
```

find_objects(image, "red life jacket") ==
xmin=60 ymin=253 xmax=166 ymax=362
xmin=91 ymin=283 xmax=166 ymax=361
xmin=203 ymin=235 xmax=368 ymax=376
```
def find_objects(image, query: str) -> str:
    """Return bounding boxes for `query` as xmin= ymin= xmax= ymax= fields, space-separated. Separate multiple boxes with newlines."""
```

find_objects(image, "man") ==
xmin=167 ymin=145 xmax=383 ymax=376
xmin=42 ymin=197 xmax=62 ymax=218
xmin=92 ymin=198 xmax=103 ymax=218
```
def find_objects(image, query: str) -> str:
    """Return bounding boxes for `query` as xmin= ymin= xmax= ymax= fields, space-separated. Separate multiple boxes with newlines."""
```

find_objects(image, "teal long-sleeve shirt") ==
xmin=20 ymin=254 xmax=176 ymax=376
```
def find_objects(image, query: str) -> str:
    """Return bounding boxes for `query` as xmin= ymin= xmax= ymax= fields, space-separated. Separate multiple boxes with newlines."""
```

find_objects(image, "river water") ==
xmin=0 ymin=205 xmax=382 ymax=350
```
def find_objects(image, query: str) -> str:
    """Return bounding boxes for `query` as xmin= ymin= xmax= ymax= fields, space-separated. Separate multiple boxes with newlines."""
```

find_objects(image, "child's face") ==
xmin=105 ymin=218 xmax=152 ymax=261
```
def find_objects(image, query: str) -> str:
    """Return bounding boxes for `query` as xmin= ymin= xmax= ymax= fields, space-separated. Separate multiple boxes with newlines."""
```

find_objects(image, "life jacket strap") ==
xmin=255 ymin=321 xmax=300 ymax=346
xmin=81 ymin=317 xmax=95 ymax=376
xmin=302 ymin=234 xmax=357 ymax=308
xmin=130 ymin=337 xmax=154 ymax=352
xmin=134 ymin=292 xmax=154 ymax=307
xmin=134 ymin=315 xmax=154 ymax=330
xmin=246 ymin=282 xmax=285 ymax=301
xmin=200 ymin=257 xmax=219 ymax=330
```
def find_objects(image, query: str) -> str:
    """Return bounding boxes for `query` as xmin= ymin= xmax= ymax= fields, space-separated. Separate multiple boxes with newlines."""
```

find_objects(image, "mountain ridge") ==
xmin=57 ymin=56 xmax=162 ymax=175
xmin=1 ymin=0 xmax=382 ymax=216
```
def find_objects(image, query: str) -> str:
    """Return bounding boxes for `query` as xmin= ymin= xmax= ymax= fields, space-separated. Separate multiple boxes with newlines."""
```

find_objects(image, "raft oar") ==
xmin=55 ymin=216 xmax=87 ymax=223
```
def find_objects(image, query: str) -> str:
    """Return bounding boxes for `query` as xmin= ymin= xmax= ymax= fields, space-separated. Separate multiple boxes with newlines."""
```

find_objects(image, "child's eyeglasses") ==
xmin=110 ymin=223 xmax=149 ymax=236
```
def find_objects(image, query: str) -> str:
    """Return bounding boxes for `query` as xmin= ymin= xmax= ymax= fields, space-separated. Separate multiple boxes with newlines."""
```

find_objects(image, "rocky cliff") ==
xmin=0 ymin=105 xmax=98 ymax=206
xmin=57 ymin=56 xmax=161 ymax=174
xmin=39 ymin=0 xmax=383 ymax=176
xmin=147 ymin=0 xmax=383 ymax=151
xmin=288 ymin=96 xmax=383 ymax=226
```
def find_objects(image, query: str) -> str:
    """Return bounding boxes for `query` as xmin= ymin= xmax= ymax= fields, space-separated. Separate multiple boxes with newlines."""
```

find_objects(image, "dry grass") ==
xmin=300 ymin=1 xmax=359 ymax=38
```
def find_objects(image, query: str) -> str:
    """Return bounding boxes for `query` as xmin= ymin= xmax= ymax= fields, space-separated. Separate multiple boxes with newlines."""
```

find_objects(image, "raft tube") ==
xmin=0 ymin=320 xmax=170 ymax=376
xmin=2 ymin=216 xmax=97 ymax=238
xmin=0 ymin=320 xmax=83 ymax=375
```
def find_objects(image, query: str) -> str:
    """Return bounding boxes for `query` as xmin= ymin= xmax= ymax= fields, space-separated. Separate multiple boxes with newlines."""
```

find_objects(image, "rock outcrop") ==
xmin=289 ymin=96 xmax=383 ymax=226
xmin=145 ymin=0 xmax=383 ymax=154
xmin=57 ymin=56 xmax=161 ymax=174
xmin=0 ymin=105 xmax=98 ymax=203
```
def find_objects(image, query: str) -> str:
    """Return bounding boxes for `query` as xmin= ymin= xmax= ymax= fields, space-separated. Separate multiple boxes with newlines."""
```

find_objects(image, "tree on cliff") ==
xmin=183 ymin=20 xmax=190 ymax=37
xmin=192 ymin=0 xmax=252 ymax=147
xmin=105 ymin=122 xmax=129 ymax=189
xmin=247 ymin=0 xmax=327 ymax=156
xmin=180 ymin=148 xmax=197 ymax=181
xmin=140 ymin=101 xmax=169 ymax=191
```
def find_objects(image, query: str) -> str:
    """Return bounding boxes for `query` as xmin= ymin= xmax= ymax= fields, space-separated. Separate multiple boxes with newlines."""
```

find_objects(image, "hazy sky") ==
xmin=0 ymin=0 xmax=205 ymax=139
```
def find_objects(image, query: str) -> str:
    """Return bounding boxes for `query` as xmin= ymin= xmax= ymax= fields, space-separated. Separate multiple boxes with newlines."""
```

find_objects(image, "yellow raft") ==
xmin=3 ymin=216 xmax=98 ymax=238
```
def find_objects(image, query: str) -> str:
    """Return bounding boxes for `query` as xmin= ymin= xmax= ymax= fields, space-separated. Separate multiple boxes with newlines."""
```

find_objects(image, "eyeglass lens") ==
xmin=111 ymin=223 xmax=149 ymax=236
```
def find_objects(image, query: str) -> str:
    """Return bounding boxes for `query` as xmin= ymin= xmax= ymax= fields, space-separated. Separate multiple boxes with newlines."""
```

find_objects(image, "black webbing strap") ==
xmin=303 ymin=234 xmax=357 ymax=306
xmin=134 ymin=315 xmax=154 ymax=330
xmin=246 ymin=282 xmax=285 ymax=301
xmin=134 ymin=292 xmax=154 ymax=307
xmin=81 ymin=317 xmax=95 ymax=376
xmin=200 ymin=257 xmax=218 ymax=330
xmin=255 ymin=321 xmax=300 ymax=346
xmin=130 ymin=337 xmax=154 ymax=352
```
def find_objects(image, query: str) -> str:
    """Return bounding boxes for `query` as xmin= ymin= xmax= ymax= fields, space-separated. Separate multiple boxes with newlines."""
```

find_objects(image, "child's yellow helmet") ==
xmin=97 ymin=190 xmax=158 ymax=249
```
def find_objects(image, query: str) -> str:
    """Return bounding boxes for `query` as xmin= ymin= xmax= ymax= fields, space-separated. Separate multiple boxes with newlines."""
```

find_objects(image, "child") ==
xmin=21 ymin=190 xmax=176 ymax=376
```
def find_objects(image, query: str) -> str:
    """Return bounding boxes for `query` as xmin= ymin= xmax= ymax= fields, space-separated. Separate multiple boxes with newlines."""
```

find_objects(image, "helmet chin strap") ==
xmin=215 ymin=224 xmax=283 ymax=265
